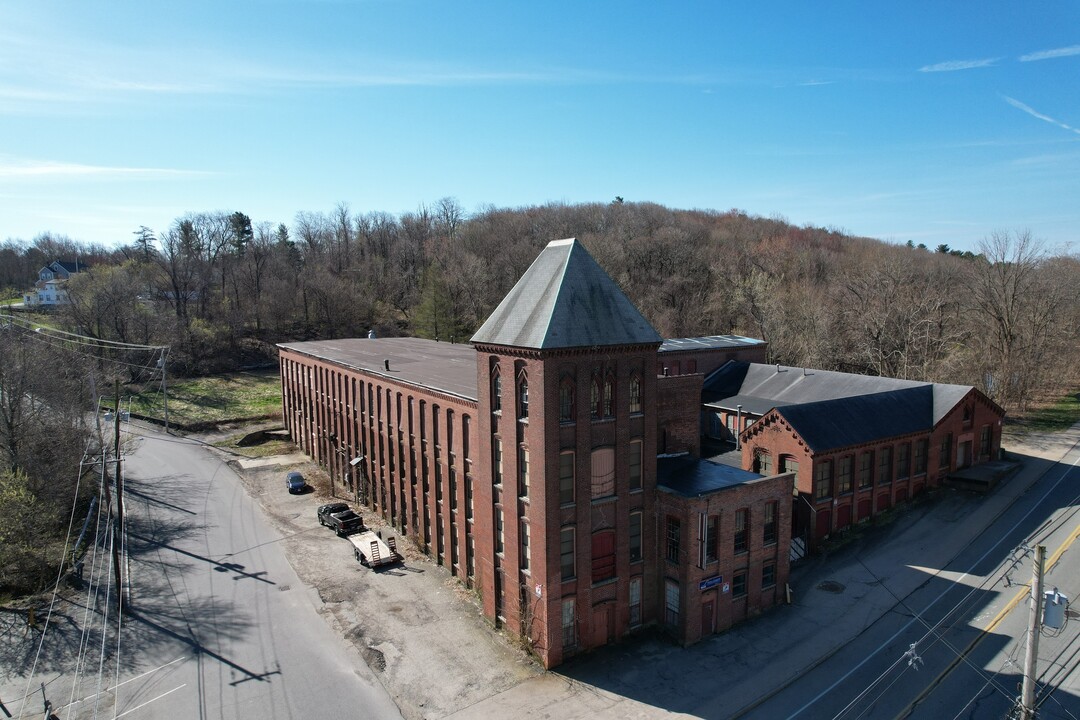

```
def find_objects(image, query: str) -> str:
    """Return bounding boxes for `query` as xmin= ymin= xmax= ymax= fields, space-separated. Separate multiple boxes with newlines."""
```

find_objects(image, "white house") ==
xmin=23 ymin=259 xmax=85 ymax=306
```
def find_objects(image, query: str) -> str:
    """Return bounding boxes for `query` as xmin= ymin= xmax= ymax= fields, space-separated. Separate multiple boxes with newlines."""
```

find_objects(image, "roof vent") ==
xmin=384 ymin=359 xmax=390 ymax=371
xmin=368 ymin=329 xmax=376 ymax=339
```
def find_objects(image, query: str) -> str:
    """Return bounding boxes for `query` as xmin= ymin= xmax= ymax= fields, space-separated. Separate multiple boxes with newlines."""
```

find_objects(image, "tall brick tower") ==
xmin=471 ymin=238 xmax=662 ymax=668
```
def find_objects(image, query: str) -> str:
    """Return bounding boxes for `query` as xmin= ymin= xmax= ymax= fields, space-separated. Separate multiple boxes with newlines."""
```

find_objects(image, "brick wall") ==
xmin=656 ymin=471 xmax=794 ymax=647
xmin=656 ymin=374 xmax=703 ymax=457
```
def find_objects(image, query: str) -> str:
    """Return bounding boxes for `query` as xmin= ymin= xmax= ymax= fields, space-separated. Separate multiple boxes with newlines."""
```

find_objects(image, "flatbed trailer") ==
xmin=347 ymin=530 xmax=401 ymax=568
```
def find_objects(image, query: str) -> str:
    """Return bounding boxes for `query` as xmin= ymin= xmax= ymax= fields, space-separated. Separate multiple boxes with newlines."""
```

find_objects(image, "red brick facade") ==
xmin=277 ymin=240 xmax=797 ymax=668
xmin=740 ymin=388 xmax=1003 ymax=549
xmin=657 ymin=472 xmax=794 ymax=646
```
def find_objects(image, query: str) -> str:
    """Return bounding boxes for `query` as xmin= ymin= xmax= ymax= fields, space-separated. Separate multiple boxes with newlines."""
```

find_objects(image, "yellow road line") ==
xmin=895 ymin=522 xmax=1080 ymax=719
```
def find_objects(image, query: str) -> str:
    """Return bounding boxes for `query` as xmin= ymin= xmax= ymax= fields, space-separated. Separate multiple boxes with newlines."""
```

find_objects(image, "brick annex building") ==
xmin=701 ymin=361 xmax=1006 ymax=551
xmin=278 ymin=239 xmax=793 ymax=668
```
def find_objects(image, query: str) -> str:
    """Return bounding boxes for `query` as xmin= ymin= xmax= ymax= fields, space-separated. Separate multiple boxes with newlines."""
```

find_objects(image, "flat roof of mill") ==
xmin=278 ymin=337 xmax=479 ymax=402
xmin=657 ymin=455 xmax=764 ymax=497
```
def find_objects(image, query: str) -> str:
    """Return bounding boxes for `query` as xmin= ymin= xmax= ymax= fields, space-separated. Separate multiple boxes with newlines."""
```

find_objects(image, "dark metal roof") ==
xmin=657 ymin=455 xmax=764 ymax=498
xmin=278 ymin=337 xmax=478 ymax=402
xmin=470 ymin=238 xmax=662 ymax=350
xmin=703 ymin=361 xmax=972 ymax=425
xmin=775 ymin=388 xmax=933 ymax=453
xmin=659 ymin=335 xmax=765 ymax=353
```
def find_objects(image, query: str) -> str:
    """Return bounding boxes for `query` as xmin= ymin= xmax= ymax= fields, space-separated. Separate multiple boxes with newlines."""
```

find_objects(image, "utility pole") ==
xmin=113 ymin=380 xmax=126 ymax=610
xmin=158 ymin=348 xmax=169 ymax=433
xmin=1021 ymin=544 xmax=1045 ymax=720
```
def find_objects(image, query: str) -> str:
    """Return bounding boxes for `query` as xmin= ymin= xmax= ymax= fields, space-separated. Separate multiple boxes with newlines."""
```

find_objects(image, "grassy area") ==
xmin=212 ymin=432 xmax=298 ymax=458
xmin=120 ymin=369 xmax=282 ymax=428
xmin=1022 ymin=391 xmax=1080 ymax=432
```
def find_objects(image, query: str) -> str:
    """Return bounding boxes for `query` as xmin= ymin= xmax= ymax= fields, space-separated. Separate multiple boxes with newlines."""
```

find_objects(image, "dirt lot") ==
xmin=225 ymin=442 xmax=542 ymax=720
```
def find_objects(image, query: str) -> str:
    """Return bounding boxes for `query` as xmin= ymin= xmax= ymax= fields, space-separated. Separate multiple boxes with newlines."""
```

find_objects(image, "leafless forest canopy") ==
xmin=3 ymin=200 xmax=1079 ymax=416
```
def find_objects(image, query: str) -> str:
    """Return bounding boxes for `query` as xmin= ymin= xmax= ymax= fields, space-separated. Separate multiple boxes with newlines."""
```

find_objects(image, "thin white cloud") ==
xmin=1003 ymin=96 xmax=1080 ymax=136
xmin=1019 ymin=45 xmax=1080 ymax=62
xmin=799 ymin=80 xmax=836 ymax=87
xmin=0 ymin=158 xmax=211 ymax=179
xmin=918 ymin=58 xmax=998 ymax=72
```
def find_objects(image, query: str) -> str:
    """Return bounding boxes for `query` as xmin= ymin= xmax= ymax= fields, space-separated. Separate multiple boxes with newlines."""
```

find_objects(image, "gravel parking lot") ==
xmin=227 ymin=445 xmax=542 ymax=720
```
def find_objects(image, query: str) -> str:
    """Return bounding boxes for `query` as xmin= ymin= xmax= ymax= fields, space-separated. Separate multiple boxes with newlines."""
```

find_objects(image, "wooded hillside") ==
xmin=4 ymin=200 xmax=1079 ymax=415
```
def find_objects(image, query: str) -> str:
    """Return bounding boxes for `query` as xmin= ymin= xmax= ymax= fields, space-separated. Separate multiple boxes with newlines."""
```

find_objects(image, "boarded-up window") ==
xmin=591 ymin=531 xmax=616 ymax=583
xmin=591 ymin=447 xmax=615 ymax=498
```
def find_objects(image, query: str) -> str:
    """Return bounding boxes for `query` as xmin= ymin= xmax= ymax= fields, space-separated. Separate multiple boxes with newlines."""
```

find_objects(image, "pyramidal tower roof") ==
xmin=471 ymin=238 xmax=662 ymax=350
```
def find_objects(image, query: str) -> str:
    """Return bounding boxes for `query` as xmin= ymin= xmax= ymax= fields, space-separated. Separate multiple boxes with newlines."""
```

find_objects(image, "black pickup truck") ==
xmin=317 ymin=502 xmax=364 ymax=536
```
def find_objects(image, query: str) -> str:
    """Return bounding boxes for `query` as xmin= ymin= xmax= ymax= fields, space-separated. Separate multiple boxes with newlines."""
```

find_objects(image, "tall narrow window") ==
xmin=878 ymin=447 xmax=893 ymax=484
xmin=560 ymin=527 xmax=575 ymax=580
xmin=562 ymin=598 xmax=576 ymax=649
xmin=628 ymin=440 xmax=642 ymax=491
xmin=755 ymin=451 xmax=772 ymax=475
xmin=814 ymin=460 xmax=833 ymax=500
xmin=763 ymin=502 xmax=777 ymax=545
xmin=898 ymin=443 xmax=911 ymax=479
xmin=665 ymin=580 xmax=680 ymax=626
xmin=629 ymin=376 xmax=642 ymax=414
xmin=517 ymin=373 xmax=528 ymax=420
xmin=590 ymin=447 xmax=615 ymax=498
xmin=559 ymin=379 xmax=575 ymax=422
xmin=518 ymin=445 xmax=529 ymax=499
xmin=495 ymin=507 xmax=504 ymax=554
xmin=603 ymin=373 xmax=614 ymax=417
xmin=980 ymin=425 xmax=992 ymax=457
xmin=914 ymin=439 xmax=928 ymax=474
xmin=629 ymin=511 xmax=642 ymax=562
xmin=590 ymin=377 xmax=601 ymax=419
xmin=559 ymin=451 xmax=575 ymax=505
xmin=939 ymin=433 xmax=953 ymax=471
xmin=859 ymin=451 xmax=874 ymax=489
xmin=838 ymin=456 xmax=853 ymax=494
xmin=491 ymin=367 xmax=501 ymax=413
xmin=762 ymin=562 xmax=776 ymax=589
xmin=666 ymin=517 xmax=681 ymax=563
xmin=732 ymin=570 xmax=747 ymax=598
xmin=629 ymin=578 xmax=642 ymax=626
xmin=734 ymin=508 xmax=749 ymax=553
xmin=591 ymin=531 xmax=616 ymax=583
xmin=520 ymin=521 xmax=530 ymax=571
xmin=493 ymin=438 xmax=503 ymax=485
xmin=705 ymin=514 xmax=719 ymax=564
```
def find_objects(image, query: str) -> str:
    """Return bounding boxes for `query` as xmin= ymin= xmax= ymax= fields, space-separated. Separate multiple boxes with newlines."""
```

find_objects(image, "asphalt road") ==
xmin=742 ymin=440 xmax=1080 ymax=720
xmin=102 ymin=425 xmax=402 ymax=720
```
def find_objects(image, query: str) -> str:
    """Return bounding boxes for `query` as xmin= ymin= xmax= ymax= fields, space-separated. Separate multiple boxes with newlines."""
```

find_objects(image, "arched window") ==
xmin=517 ymin=372 xmax=529 ymax=420
xmin=603 ymin=372 xmax=614 ymax=417
xmin=559 ymin=378 xmax=575 ymax=422
xmin=491 ymin=366 xmax=502 ymax=413
xmin=629 ymin=375 xmax=642 ymax=414
xmin=590 ymin=376 xmax=601 ymax=419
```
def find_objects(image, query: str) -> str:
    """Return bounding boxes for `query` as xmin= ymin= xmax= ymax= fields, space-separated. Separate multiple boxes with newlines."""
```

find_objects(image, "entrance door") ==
xmin=957 ymin=441 xmax=971 ymax=469
xmin=592 ymin=604 xmax=616 ymax=646
xmin=816 ymin=509 xmax=832 ymax=539
xmin=701 ymin=600 xmax=715 ymax=637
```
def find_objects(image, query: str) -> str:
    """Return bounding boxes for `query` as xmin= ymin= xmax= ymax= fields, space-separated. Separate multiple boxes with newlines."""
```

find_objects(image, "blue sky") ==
xmin=1 ymin=2 xmax=1078 ymax=253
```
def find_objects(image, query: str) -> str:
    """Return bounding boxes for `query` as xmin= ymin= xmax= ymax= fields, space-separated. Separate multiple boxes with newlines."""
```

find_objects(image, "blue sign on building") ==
xmin=699 ymin=575 xmax=723 ymax=591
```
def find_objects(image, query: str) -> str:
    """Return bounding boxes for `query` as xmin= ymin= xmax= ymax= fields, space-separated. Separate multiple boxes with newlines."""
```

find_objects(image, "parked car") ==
xmin=286 ymin=471 xmax=308 ymax=494
xmin=317 ymin=502 xmax=350 ymax=525
xmin=324 ymin=508 xmax=364 ymax=536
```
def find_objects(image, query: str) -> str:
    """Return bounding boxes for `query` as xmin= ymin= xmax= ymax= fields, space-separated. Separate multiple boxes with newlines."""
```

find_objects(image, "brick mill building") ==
xmin=278 ymin=238 xmax=793 ymax=667
xmin=701 ymin=361 xmax=1006 ymax=551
